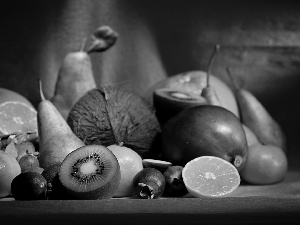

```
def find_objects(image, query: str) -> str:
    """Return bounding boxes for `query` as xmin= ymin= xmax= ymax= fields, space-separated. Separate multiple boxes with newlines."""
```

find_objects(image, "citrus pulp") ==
xmin=182 ymin=156 xmax=240 ymax=197
xmin=0 ymin=101 xmax=37 ymax=135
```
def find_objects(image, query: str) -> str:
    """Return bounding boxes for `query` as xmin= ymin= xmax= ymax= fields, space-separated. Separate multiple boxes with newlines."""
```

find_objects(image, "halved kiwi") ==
xmin=153 ymin=88 xmax=207 ymax=125
xmin=59 ymin=145 xmax=121 ymax=200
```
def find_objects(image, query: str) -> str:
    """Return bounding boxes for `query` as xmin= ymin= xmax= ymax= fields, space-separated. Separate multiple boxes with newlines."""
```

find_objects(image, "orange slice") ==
xmin=0 ymin=101 xmax=37 ymax=135
xmin=182 ymin=156 xmax=240 ymax=197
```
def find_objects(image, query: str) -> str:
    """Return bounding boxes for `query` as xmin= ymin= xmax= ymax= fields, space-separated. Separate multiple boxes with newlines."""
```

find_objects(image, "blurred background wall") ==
xmin=0 ymin=0 xmax=300 ymax=168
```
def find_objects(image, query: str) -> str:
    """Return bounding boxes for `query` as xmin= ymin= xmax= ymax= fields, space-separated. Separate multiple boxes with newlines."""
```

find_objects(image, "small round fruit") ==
xmin=28 ymin=166 xmax=44 ymax=174
xmin=16 ymin=141 xmax=37 ymax=162
xmin=107 ymin=143 xmax=143 ymax=197
xmin=11 ymin=171 xmax=47 ymax=200
xmin=240 ymin=144 xmax=288 ymax=185
xmin=0 ymin=151 xmax=21 ymax=198
xmin=182 ymin=156 xmax=241 ymax=197
xmin=59 ymin=145 xmax=121 ymax=200
xmin=18 ymin=153 xmax=40 ymax=172
xmin=41 ymin=163 xmax=62 ymax=190
xmin=163 ymin=166 xmax=187 ymax=197
xmin=133 ymin=168 xmax=165 ymax=199
xmin=161 ymin=105 xmax=248 ymax=170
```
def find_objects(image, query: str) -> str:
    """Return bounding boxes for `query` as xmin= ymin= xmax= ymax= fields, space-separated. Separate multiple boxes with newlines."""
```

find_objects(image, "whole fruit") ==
xmin=18 ymin=152 xmax=40 ymax=172
xmin=107 ymin=143 xmax=143 ymax=197
xmin=0 ymin=151 xmax=21 ymax=198
xmin=11 ymin=171 xmax=47 ymax=200
xmin=16 ymin=141 xmax=37 ymax=162
xmin=240 ymin=144 xmax=288 ymax=184
xmin=242 ymin=124 xmax=260 ymax=147
xmin=67 ymin=86 xmax=161 ymax=158
xmin=145 ymin=71 xmax=239 ymax=117
xmin=161 ymin=105 xmax=248 ymax=171
xmin=163 ymin=166 xmax=187 ymax=197
xmin=133 ymin=167 xmax=165 ymax=199
xmin=41 ymin=163 xmax=62 ymax=190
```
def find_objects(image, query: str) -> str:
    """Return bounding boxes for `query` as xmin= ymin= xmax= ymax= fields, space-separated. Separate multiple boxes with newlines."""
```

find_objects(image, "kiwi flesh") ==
xmin=59 ymin=145 xmax=120 ymax=200
xmin=153 ymin=88 xmax=206 ymax=125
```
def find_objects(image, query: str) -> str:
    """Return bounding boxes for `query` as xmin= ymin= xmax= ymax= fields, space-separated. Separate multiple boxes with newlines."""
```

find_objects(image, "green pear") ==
xmin=51 ymin=25 xmax=118 ymax=120
xmin=51 ymin=51 xmax=96 ymax=120
xmin=38 ymin=80 xmax=85 ymax=169
xmin=242 ymin=124 xmax=260 ymax=147
xmin=226 ymin=68 xmax=287 ymax=153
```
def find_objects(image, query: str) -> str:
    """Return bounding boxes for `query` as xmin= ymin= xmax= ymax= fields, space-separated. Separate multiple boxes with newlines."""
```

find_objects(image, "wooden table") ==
xmin=1 ymin=170 xmax=300 ymax=225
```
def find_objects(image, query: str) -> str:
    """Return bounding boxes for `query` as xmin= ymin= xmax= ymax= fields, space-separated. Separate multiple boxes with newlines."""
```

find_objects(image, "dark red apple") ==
xmin=161 ymin=105 xmax=248 ymax=171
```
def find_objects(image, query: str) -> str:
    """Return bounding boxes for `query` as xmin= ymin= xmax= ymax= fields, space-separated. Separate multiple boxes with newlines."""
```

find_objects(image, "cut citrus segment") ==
xmin=182 ymin=156 xmax=240 ymax=197
xmin=0 ymin=101 xmax=37 ymax=135
xmin=0 ymin=88 xmax=34 ymax=107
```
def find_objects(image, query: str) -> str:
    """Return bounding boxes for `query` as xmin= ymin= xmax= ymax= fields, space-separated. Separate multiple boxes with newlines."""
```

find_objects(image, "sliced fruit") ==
xmin=0 ymin=88 xmax=34 ymax=107
xmin=11 ymin=171 xmax=47 ymax=200
xmin=142 ymin=159 xmax=172 ymax=173
xmin=153 ymin=88 xmax=206 ymax=125
xmin=0 ymin=151 xmax=21 ymax=198
xmin=182 ymin=156 xmax=240 ymax=197
xmin=59 ymin=145 xmax=121 ymax=200
xmin=0 ymin=101 xmax=37 ymax=135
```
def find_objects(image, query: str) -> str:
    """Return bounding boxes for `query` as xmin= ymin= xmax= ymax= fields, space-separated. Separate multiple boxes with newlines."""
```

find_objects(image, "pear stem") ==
xmin=38 ymin=79 xmax=46 ymax=101
xmin=86 ymin=25 xmax=118 ymax=54
xmin=79 ymin=37 xmax=88 ymax=52
xmin=226 ymin=67 xmax=241 ymax=92
xmin=206 ymin=44 xmax=220 ymax=87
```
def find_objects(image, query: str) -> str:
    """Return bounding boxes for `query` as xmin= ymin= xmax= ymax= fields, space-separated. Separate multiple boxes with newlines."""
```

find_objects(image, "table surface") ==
xmin=1 ymin=170 xmax=300 ymax=225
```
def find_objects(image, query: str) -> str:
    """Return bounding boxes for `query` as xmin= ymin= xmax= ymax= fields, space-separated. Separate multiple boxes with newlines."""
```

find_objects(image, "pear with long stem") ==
xmin=38 ymin=79 xmax=85 ymax=169
xmin=51 ymin=25 xmax=118 ymax=120
xmin=226 ymin=67 xmax=287 ymax=153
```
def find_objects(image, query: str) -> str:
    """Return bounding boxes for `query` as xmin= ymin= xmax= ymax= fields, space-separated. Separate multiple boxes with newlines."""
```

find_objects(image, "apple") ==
xmin=145 ymin=70 xmax=239 ymax=118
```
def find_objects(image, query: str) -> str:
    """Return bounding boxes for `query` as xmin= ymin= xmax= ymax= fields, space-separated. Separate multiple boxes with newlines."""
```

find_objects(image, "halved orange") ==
xmin=0 ymin=101 xmax=37 ymax=135
xmin=0 ymin=88 xmax=34 ymax=107
xmin=182 ymin=156 xmax=240 ymax=197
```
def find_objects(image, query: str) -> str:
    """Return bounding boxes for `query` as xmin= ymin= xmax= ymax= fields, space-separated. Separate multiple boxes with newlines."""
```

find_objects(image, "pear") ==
xmin=51 ymin=50 xmax=97 ymax=120
xmin=242 ymin=124 xmax=260 ymax=147
xmin=226 ymin=67 xmax=287 ymax=153
xmin=38 ymin=80 xmax=85 ymax=169
xmin=51 ymin=25 xmax=118 ymax=120
xmin=201 ymin=44 xmax=222 ymax=107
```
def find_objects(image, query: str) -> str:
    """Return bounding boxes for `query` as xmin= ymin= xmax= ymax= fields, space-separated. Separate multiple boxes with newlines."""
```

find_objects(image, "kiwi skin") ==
xmin=59 ymin=145 xmax=121 ymax=200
